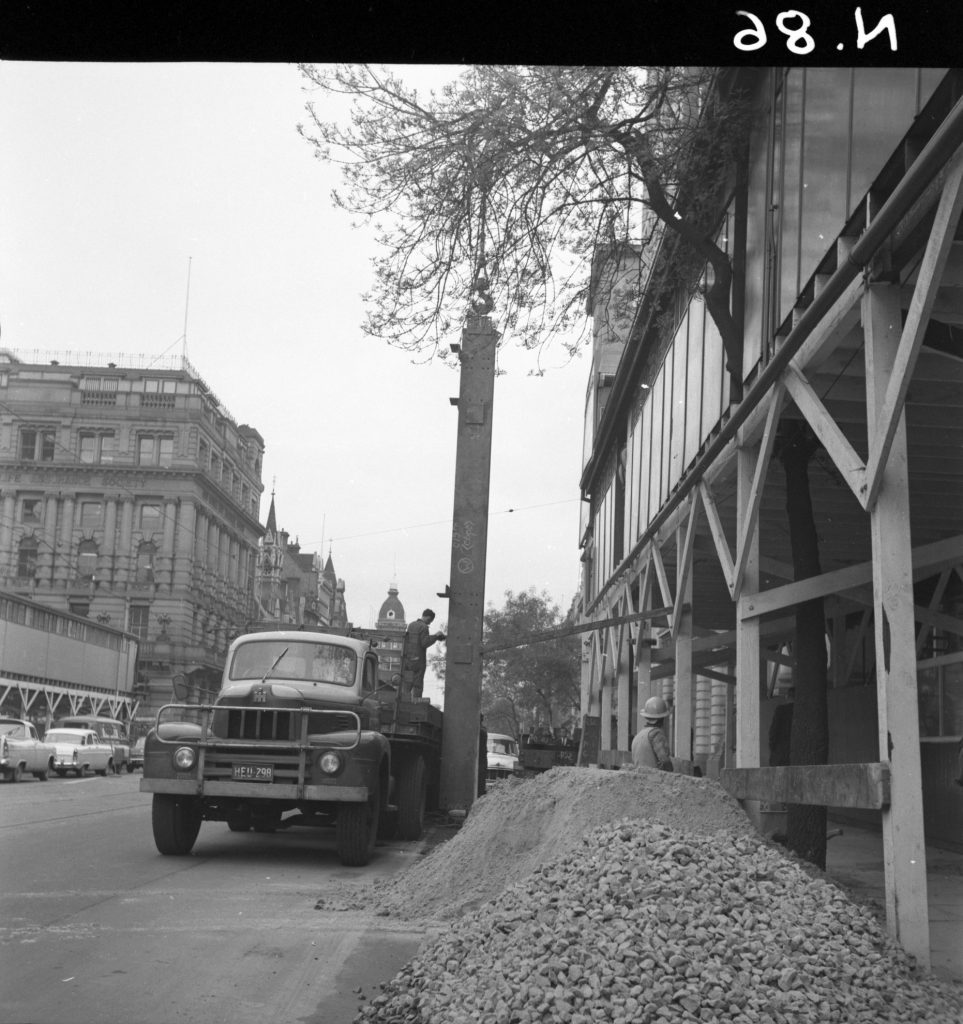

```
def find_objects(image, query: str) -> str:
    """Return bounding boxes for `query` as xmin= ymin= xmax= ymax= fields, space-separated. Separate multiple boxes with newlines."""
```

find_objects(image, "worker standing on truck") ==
xmin=630 ymin=696 xmax=674 ymax=772
xmin=402 ymin=608 xmax=446 ymax=700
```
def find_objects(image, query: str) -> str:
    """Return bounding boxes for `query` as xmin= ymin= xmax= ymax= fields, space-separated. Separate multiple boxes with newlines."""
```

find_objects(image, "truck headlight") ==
xmin=319 ymin=752 xmax=342 ymax=775
xmin=173 ymin=746 xmax=196 ymax=770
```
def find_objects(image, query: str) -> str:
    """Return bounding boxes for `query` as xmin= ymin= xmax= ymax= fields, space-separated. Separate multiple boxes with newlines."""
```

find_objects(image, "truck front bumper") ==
xmin=139 ymin=777 xmax=370 ymax=801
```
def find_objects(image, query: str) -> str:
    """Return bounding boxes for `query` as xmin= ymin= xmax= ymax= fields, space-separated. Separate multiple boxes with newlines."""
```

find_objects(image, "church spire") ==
xmin=265 ymin=487 xmax=277 ymax=536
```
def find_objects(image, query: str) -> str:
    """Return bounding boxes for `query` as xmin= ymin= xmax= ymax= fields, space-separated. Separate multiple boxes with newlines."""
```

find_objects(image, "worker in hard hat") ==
xmin=630 ymin=696 xmax=674 ymax=772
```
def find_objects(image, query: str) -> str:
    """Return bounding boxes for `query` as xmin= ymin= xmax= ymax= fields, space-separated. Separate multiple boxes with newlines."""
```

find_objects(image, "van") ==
xmin=52 ymin=716 xmax=132 ymax=773
xmin=486 ymin=733 xmax=520 ymax=781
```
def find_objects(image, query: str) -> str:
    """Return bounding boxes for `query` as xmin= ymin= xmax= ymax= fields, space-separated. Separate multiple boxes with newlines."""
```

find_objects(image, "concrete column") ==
xmin=174 ymin=500 xmax=195 ymax=594
xmin=102 ymin=499 xmax=117 ymax=586
xmin=117 ymin=500 xmax=133 ymax=587
xmin=163 ymin=501 xmax=177 ymax=589
xmin=0 ymin=494 xmax=15 ymax=577
xmin=56 ymin=497 xmax=75 ymax=587
xmin=440 ymin=313 xmax=498 ymax=814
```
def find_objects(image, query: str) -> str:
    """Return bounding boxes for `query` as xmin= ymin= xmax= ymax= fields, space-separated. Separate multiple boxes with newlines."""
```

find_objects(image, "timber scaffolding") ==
xmin=576 ymin=69 xmax=963 ymax=968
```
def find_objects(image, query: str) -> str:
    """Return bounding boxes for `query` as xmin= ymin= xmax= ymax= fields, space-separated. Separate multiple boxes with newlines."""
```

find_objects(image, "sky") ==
xmin=0 ymin=62 xmax=590 ymax=704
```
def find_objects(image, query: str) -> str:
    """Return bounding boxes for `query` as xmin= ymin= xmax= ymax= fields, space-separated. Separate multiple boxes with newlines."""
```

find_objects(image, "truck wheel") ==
xmin=377 ymin=805 xmax=398 ymax=841
xmin=9 ymin=764 xmax=22 ymax=784
xmin=336 ymin=780 xmax=380 ymax=867
xmin=75 ymin=766 xmax=86 ymax=778
xmin=96 ymin=760 xmax=112 ymax=777
xmin=152 ymin=794 xmax=202 ymax=855
xmin=126 ymin=760 xmax=135 ymax=774
xmin=35 ymin=759 xmax=53 ymax=781
xmin=397 ymin=755 xmax=427 ymax=841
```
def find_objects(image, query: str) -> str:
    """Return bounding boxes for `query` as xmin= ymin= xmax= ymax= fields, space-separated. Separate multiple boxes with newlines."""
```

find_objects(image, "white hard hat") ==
xmin=643 ymin=696 xmax=670 ymax=720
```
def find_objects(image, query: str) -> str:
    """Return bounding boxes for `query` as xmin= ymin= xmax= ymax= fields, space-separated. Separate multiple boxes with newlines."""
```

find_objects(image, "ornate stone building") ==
xmin=0 ymin=349 xmax=265 ymax=712
xmin=253 ymin=492 xmax=347 ymax=630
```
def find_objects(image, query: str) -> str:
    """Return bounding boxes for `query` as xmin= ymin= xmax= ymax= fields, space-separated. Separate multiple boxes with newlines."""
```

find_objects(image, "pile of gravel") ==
xmin=358 ymin=817 xmax=963 ymax=1023
xmin=370 ymin=766 xmax=756 ymax=922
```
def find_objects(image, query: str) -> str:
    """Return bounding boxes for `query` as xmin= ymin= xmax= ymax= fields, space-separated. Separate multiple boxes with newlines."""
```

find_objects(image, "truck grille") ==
xmin=210 ymin=707 xmax=357 ymax=740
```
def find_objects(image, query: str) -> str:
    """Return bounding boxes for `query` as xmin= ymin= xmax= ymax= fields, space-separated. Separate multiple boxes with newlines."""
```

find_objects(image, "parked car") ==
xmin=52 ymin=716 xmax=131 ymax=772
xmin=129 ymin=735 xmax=146 ymax=771
xmin=44 ymin=728 xmax=114 ymax=777
xmin=0 ymin=719 xmax=56 ymax=782
xmin=486 ymin=732 xmax=521 ymax=781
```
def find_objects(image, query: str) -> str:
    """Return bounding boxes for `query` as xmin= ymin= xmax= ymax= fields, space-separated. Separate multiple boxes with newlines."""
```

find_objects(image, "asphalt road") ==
xmin=0 ymin=771 xmax=430 ymax=1024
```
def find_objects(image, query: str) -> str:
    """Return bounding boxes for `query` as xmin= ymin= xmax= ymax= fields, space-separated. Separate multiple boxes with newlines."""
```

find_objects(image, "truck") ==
xmin=0 ymin=718 xmax=56 ymax=782
xmin=140 ymin=629 xmax=443 ymax=866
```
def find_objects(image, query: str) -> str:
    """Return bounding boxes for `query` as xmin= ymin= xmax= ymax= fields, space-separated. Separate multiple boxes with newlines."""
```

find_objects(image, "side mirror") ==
xmin=172 ymin=673 xmax=188 ymax=701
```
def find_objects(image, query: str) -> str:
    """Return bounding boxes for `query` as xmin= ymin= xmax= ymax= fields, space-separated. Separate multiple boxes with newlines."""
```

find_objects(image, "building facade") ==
xmin=577 ymin=68 xmax=963 ymax=964
xmin=253 ymin=492 xmax=339 ymax=629
xmin=0 ymin=349 xmax=265 ymax=713
xmin=354 ymin=583 xmax=407 ymax=683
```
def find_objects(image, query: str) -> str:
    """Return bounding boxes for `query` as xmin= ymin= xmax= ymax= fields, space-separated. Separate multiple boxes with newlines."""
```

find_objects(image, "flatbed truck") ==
xmin=140 ymin=629 xmax=442 ymax=866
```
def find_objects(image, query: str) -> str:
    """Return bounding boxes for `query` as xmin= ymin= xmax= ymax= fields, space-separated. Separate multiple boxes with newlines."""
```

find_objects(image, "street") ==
xmin=0 ymin=771 xmax=429 ymax=1024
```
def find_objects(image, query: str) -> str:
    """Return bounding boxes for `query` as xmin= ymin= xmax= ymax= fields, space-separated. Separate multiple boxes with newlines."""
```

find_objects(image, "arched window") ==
xmin=17 ymin=537 xmax=39 ymax=578
xmin=136 ymin=541 xmax=156 ymax=584
xmin=77 ymin=539 xmax=98 ymax=580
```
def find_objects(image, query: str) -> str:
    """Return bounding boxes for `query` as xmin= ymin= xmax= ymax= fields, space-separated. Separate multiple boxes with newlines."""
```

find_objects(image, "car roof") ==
xmin=55 ymin=716 xmax=123 ymax=725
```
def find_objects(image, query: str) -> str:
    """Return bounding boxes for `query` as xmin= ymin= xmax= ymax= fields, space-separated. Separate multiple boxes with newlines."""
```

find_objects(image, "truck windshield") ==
xmin=229 ymin=640 xmax=358 ymax=686
xmin=0 ymin=721 xmax=26 ymax=738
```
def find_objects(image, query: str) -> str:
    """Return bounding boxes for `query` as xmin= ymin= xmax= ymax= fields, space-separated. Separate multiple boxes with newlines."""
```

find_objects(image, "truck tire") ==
xmin=9 ymin=764 xmax=22 ymax=783
xmin=396 ymin=755 xmax=426 ymax=841
xmin=34 ymin=759 xmax=52 ymax=782
xmin=152 ymin=794 xmax=202 ymax=855
xmin=126 ymin=760 xmax=135 ymax=773
xmin=336 ymin=779 xmax=380 ymax=867
xmin=96 ymin=760 xmax=112 ymax=777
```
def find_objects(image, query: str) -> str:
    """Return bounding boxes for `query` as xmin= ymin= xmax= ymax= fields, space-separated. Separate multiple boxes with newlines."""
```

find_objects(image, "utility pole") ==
xmin=439 ymin=270 xmax=499 ymax=814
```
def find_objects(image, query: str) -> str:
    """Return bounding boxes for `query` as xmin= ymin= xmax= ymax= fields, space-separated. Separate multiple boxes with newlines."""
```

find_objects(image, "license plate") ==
xmin=232 ymin=763 xmax=273 ymax=782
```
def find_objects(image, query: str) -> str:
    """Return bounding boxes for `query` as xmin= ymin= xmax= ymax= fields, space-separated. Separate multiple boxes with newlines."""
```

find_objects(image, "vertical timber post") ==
xmin=439 ymin=313 xmax=499 ymax=814
xmin=863 ymin=282 xmax=930 ymax=965
xmin=735 ymin=441 xmax=763 ymax=826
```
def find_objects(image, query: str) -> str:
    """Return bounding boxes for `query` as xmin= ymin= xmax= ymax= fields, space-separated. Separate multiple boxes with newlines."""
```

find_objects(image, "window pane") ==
xmin=20 ymin=430 xmax=36 ymax=459
xmin=21 ymin=499 xmax=42 ymax=523
xmin=159 ymin=438 xmax=173 ymax=467
xmin=140 ymin=504 xmax=162 ymax=531
xmin=80 ymin=502 xmax=103 ymax=529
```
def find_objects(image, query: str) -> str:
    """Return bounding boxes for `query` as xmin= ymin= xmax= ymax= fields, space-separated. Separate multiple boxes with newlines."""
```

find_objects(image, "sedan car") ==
xmin=44 ymin=728 xmax=115 ymax=777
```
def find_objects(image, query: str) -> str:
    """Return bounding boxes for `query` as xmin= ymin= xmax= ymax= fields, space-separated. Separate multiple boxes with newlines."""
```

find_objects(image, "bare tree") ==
xmin=298 ymin=65 xmax=751 ymax=378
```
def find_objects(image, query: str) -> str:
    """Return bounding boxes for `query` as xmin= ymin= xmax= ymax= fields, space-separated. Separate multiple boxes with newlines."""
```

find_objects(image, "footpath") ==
xmin=824 ymin=824 xmax=963 ymax=983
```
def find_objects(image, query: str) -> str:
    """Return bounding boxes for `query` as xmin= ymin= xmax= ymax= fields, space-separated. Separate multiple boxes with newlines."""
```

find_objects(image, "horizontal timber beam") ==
xmin=720 ymin=762 xmax=891 ymax=809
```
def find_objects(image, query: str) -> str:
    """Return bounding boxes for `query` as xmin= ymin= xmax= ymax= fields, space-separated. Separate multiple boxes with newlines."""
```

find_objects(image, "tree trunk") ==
xmin=779 ymin=426 xmax=829 ymax=869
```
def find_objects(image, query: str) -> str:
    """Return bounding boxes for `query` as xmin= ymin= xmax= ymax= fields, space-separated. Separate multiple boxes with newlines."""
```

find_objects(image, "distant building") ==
xmin=253 ymin=492 xmax=347 ymax=630
xmin=354 ymin=582 xmax=406 ymax=682
xmin=0 ymin=349 xmax=265 ymax=712
xmin=254 ymin=492 xmax=321 ymax=627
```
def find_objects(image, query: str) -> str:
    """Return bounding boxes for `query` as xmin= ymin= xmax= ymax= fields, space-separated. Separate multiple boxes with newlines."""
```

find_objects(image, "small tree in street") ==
xmin=430 ymin=588 xmax=580 ymax=738
xmin=298 ymin=64 xmax=751 ymax=386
